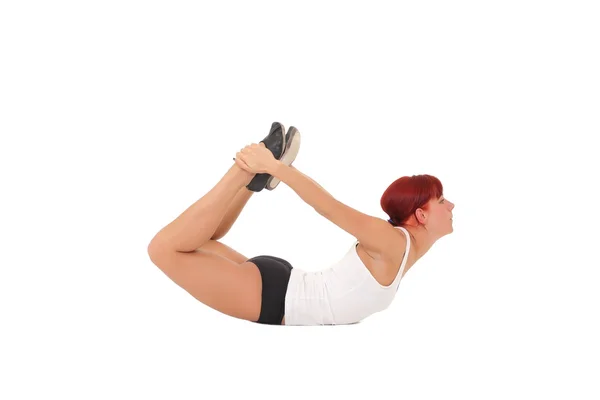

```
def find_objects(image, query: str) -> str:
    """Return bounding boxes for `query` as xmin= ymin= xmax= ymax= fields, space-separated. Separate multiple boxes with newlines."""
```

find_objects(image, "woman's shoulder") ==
xmin=387 ymin=226 xmax=410 ymax=264
xmin=356 ymin=225 xmax=411 ymax=285
xmin=363 ymin=223 xmax=408 ymax=263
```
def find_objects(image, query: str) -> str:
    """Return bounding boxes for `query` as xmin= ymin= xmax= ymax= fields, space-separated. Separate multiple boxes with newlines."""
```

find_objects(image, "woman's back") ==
xmin=284 ymin=226 xmax=411 ymax=325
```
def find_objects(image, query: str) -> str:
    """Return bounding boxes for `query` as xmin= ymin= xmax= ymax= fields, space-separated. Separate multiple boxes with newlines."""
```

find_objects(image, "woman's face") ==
xmin=427 ymin=195 xmax=455 ymax=235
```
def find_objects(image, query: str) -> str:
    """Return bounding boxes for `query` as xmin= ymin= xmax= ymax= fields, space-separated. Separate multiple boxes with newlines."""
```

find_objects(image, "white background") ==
xmin=1 ymin=0 xmax=599 ymax=399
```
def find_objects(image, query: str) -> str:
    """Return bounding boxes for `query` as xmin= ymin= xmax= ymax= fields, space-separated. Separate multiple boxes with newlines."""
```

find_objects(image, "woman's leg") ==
xmin=148 ymin=247 xmax=263 ymax=321
xmin=150 ymin=163 xmax=254 ymax=253
xmin=211 ymin=186 xmax=254 ymax=241
xmin=147 ymin=162 xmax=265 ymax=322
xmin=194 ymin=239 xmax=249 ymax=264
xmin=152 ymin=164 xmax=255 ymax=263
xmin=177 ymin=187 xmax=253 ymax=264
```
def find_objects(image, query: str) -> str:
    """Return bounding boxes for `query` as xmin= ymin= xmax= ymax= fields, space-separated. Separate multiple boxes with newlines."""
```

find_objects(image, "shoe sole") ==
xmin=266 ymin=126 xmax=301 ymax=190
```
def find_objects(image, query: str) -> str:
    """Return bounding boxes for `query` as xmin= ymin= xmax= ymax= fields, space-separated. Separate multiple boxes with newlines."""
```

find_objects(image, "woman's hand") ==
xmin=234 ymin=143 xmax=279 ymax=174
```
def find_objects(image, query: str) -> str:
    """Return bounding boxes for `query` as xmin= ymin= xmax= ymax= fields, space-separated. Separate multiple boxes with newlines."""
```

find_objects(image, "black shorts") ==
xmin=246 ymin=255 xmax=293 ymax=325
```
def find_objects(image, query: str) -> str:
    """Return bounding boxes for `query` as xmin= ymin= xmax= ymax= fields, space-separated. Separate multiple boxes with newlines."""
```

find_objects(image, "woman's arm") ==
xmin=269 ymin=162 xmax=399 ymax=256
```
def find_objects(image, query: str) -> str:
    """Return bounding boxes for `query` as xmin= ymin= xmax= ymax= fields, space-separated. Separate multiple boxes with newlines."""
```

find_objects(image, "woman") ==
xmin=147 ymin=122 xmax=455 ymax=326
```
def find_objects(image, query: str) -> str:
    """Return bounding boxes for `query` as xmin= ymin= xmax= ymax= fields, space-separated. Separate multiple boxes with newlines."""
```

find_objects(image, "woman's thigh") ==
xmin=149 ymin=248 xmax=262 ymax=322
xmin=188 ymin=239 xmax=249 ymax=264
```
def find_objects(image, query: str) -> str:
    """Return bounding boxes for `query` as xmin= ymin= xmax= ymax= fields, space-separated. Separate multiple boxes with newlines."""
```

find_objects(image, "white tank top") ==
xmin=284 ymin=226 xmax=411 ymax=325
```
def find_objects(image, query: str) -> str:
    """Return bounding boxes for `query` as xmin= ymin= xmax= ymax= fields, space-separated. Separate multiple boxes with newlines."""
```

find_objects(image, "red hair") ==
xmin=380 ymin=174 xmax=444 ymax=226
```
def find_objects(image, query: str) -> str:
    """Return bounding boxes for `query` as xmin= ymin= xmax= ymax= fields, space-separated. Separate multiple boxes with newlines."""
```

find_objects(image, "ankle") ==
xmin=231 ymin=163 xmax=255 ymax=183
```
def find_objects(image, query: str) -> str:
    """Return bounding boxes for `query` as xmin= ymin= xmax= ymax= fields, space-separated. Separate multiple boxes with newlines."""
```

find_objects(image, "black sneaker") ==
xmin=266 ymin=126 xmax=301 ymax=190
xmin=245 ymin=122 xmax=286 ymax=192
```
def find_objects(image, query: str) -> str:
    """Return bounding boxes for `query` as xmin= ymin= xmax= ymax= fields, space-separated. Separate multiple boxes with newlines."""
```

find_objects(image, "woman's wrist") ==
xmin=269 ymin=160 xmax=285 ymax=177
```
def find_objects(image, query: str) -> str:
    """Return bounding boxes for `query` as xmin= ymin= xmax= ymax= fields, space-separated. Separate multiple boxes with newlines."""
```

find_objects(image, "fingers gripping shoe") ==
xmin=266 ymin=126 xmax=301 ymax=190
xmin=245 ymin=122 xmax=286 ymax=192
